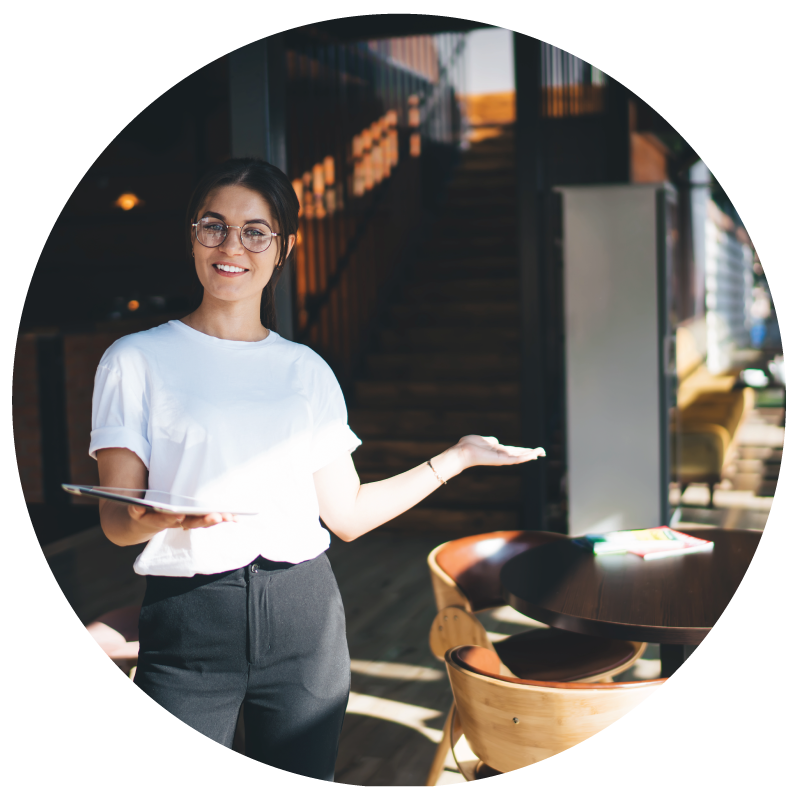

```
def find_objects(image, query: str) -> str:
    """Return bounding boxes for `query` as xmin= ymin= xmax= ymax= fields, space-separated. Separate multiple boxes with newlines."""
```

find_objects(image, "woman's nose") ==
xmin=220 ymin=228 xmax=245 ymax=254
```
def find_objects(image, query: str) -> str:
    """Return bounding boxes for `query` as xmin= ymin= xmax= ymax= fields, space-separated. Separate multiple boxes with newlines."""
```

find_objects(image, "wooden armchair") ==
xmin=425 ymin=532 xmax=646 ymax=784
xmin=444 ymin=645 xmax=665 ymax=778
xmin=85 ymin=605 xmax=140 ymax=679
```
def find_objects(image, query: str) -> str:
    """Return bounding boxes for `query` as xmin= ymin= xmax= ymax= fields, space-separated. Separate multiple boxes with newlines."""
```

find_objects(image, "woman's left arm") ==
xmin=313 ymin=436 xmax=544 ymax=542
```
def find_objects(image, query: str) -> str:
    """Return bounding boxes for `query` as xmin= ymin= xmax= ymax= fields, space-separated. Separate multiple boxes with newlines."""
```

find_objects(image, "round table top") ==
xmin=500 ymin=528 xmax=761 ymax=645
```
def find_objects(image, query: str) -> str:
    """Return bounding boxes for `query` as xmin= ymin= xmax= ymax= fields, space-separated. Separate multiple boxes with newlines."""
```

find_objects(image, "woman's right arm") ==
xmin=96 ymin=447 xmax=232 ymax=546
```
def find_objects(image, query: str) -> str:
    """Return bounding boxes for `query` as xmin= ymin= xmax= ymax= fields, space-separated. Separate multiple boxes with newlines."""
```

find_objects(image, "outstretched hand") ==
xmin=453 ymin=435 xmax=546 ymax=471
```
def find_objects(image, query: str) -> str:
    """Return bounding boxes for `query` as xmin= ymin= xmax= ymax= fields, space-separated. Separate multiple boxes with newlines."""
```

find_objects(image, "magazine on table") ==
xmin=571 ymin=526 xmax=714 ymax=559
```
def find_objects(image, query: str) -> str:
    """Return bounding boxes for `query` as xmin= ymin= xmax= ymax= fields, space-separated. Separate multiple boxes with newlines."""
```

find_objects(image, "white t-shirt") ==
xmin=89 ymin=320 xmax=361 ymax=577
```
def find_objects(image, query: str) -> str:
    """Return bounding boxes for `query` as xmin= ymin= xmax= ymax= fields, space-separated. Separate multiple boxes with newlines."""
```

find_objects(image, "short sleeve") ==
xmin=305 ymin=353 xmax=361 ymax=474
xmin=89 ymin=343 xmax=152 ymax=469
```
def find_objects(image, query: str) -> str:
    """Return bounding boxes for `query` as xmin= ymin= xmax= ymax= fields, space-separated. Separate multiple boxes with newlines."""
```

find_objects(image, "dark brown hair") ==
xmin=186 ymin=158 xmax=300 ymax=330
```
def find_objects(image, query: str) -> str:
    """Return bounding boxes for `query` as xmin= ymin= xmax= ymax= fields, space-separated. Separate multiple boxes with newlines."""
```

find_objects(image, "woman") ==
xmin=91 ymin=157 xmax=544 ymax=781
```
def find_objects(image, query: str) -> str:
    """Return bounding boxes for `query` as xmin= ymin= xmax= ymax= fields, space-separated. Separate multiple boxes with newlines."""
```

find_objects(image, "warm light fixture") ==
xmin=127 ymin=300 xmax=140 ymax=311
xmin=302 ymin=171 xmax=314 ymax=218
xmin=408 ymin=95 xmax=420 ymax=129
xmin=410 ymin=132 xmax=421 ymax=157
xmin=114 ymin=193 xmax=142 ymax=211
xmin=371 ymin=122 xmax=384 ymax=185
xmin=292 ymin=179 xmax=304 ymax=217
xmin=362 ymin=128 xmax=375 ymax=192
xmin=323 ymin=155 xmax=335 ymax=186
xmin=312 ymin=164 xmax=326 ymax=218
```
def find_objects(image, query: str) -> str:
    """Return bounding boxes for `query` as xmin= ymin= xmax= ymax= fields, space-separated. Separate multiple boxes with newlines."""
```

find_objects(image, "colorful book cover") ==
xmin=572 ymin=527 xmax=713 ymax=558
xmin=629 ymin=530 xmax=714 ymax=560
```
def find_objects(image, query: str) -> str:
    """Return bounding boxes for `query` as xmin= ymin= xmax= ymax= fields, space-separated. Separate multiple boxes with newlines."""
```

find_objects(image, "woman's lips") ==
xmin=213 ymin=263 xmax=249 ymax=277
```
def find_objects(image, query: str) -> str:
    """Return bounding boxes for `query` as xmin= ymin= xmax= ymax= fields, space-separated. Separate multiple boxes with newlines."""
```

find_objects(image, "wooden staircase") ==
xmin=349 ymin=128 xmax=524 ymax=538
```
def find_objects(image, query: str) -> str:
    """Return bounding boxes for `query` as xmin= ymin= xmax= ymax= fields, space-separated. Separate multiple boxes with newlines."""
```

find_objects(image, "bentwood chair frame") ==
xmin=444 ymin=645 xmax=666 ymax=778
xmin=425 ymin=532 xmax=647 ymax=785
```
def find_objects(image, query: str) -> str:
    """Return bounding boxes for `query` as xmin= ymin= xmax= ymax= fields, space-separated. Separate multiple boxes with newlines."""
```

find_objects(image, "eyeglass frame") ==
xmin=191 ymin=217 xmax=282 ymax=254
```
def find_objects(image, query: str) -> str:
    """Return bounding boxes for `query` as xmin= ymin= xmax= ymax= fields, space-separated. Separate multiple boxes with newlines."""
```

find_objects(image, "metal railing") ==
xmin=285 ymin=32 xmax=467 ymax=382
xmin=540 ymin=42 xmax=607 ymax=118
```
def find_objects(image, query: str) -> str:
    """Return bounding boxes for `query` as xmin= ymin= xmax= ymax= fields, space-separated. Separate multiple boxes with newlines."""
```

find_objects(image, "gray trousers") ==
xmin=134 ymin=552 xmax=350 ymax=781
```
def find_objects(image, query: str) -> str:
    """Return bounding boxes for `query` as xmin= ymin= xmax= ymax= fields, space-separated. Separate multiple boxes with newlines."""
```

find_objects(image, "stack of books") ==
xmin=572 ymin=526 xmax=714 ymax=560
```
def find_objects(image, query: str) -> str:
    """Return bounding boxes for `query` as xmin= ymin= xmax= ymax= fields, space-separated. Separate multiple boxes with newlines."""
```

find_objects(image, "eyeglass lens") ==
xmin=195 ymin=218 xmax=274 ymax=253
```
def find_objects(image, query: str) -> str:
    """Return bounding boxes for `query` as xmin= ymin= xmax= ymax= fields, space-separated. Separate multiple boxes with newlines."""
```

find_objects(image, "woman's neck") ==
xmin=181 ymin=296 xmax=269 ymax=342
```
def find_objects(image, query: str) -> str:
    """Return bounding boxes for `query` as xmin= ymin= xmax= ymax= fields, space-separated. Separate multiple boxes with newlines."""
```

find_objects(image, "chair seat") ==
xmin=494 ymin=628 xmax=641 ymax=682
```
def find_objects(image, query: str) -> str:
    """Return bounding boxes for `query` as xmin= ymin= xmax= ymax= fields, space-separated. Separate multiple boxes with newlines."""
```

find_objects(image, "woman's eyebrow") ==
xmin=201 ymin=212 xmax=271 ymax=226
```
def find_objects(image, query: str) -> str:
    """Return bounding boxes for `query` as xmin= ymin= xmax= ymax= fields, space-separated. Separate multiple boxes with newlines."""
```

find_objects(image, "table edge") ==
xmin=503 ymin=590 xmax=710 ymax=646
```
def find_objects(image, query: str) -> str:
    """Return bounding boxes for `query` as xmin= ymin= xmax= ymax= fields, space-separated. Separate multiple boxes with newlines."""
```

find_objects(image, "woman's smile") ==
xmin=212 ymin=261 xmax=250 ymax=276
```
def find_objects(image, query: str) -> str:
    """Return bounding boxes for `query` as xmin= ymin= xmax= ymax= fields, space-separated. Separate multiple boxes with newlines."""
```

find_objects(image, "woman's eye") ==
xmin=244 ymin=228 xmax=267 ymax=239
xmin=203 ymin=223 xmax=225 ymax=233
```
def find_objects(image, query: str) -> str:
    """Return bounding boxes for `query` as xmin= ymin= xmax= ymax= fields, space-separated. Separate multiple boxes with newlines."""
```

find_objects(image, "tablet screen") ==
xmin=61 ymin=485 xmax=259 ymax=516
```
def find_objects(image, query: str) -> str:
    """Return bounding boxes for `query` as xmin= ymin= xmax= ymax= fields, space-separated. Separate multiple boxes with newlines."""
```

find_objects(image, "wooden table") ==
xmin=500 ymin=528 xmax=761 ymax=676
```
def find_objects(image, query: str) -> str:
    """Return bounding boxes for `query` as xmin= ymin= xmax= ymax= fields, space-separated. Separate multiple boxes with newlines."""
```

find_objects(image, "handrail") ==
xmin=285 ymin=32 xmax=468 ymax=384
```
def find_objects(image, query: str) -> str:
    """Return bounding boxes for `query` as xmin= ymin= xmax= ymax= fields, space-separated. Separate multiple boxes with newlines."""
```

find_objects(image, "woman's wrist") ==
xmin=429 ymin=446 xmax=467 ymax=484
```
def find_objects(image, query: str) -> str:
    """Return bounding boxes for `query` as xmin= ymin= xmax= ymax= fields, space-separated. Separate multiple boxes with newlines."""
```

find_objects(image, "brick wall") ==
xmin=12 ymin=334 xmax=44 ymax=503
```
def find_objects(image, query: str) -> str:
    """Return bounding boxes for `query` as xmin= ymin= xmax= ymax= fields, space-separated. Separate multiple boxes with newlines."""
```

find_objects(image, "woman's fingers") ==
xmin=179 ymin=512 xmax=238 ymax=529
xmin=128 ymin=504 xmax=185 ymax=528
xmin=128 ymin=504 xmax=237 ymax=530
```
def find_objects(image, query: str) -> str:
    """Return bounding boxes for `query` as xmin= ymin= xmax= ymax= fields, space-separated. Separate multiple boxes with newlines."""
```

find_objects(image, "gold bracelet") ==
xmin=426 ymin=459 xmax=447 ymax=486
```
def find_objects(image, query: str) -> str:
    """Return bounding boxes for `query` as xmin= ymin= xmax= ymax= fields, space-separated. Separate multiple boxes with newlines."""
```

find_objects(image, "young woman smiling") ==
xmin=91 ymin=158 xmax=544 ymax=781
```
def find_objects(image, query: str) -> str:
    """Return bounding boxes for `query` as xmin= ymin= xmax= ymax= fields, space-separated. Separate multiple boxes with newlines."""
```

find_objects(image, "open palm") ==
xmin=455 ymin=435 xmax=545 ymax=469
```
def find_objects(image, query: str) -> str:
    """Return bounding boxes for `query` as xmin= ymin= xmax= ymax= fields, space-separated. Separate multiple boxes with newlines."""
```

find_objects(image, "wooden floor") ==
xmin=327 ymin=530 xmax=557 ymax=786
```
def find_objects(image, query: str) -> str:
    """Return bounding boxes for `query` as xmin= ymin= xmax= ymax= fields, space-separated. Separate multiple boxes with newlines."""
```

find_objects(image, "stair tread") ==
xmin=379 ymin=327 xmax=520 ymax=353
xmin=364 ymin=352 xmax=519 ymax=381
xmin=373 ymin=507 xmax=522 ymax=535
xmin=351 ymin=408 xmax=521 ymax=439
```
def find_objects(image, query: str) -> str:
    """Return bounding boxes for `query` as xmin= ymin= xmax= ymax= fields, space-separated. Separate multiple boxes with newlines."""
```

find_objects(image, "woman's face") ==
xmin=192 ymin=184 xmax=294 ymax=308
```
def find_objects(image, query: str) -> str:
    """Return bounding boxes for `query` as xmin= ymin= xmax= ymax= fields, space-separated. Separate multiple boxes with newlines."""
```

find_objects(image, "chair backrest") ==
xmin=446 ymin=646 xmax=666 ymax=773
xmin=86 ymin=605 xmax=141 ymax=661
xmin=429 ymin=531 xmax=557 ymax=613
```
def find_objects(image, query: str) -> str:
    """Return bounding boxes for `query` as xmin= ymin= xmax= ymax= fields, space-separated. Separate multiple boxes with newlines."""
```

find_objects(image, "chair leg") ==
xmin=425 ymin=702 xmax=455 ymax=787
xmin=708 ymin=482 xmax=715 ymax=508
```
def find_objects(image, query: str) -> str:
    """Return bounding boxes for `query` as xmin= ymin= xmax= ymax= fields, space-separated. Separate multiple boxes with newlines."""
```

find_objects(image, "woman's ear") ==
xmin=284 ymin=234 xmax=297 ymax=264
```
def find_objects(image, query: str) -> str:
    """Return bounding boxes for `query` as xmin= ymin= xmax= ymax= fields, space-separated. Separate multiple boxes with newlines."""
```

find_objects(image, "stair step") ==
xmin=433 ymin=217 xmax=517 ymax=235
xmin=350 ymin=408 xmax=521 ymax=440
xmin=389 ymin=301 xmax=520 ymax=325
xmin=416 ymin=255 xmax=518 ymax=269
xmin=457 ymin=159 xmax=516 ymax=172
xmin=379 ymin=326 xmax=520 ymax=353
xmin=373 ymin=507 xmax=522 ymax=536
xmin=402 ymin=278 xmax=519 ymax=303
xmin=409 ymin=268 xmax=519 ymax=280
xmin=359 ymin=469 xmax=522 ymax=505
xmin=353 ymin=439 xmax=456 ymax=468
xmin=352 ymin=380 xmax=520 ymax=411
xmin=448 ymin=177 xmax=516 ymax=193
xmin=365 ymin=352 xmax=520 ymax=380
xmin=425 ymin=236 xmax=515 ymax=253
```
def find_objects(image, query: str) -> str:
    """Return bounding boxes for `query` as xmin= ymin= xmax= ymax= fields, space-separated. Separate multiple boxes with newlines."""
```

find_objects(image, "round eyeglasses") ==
xmin=192 ymin=217 xmax=281 ymax=254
